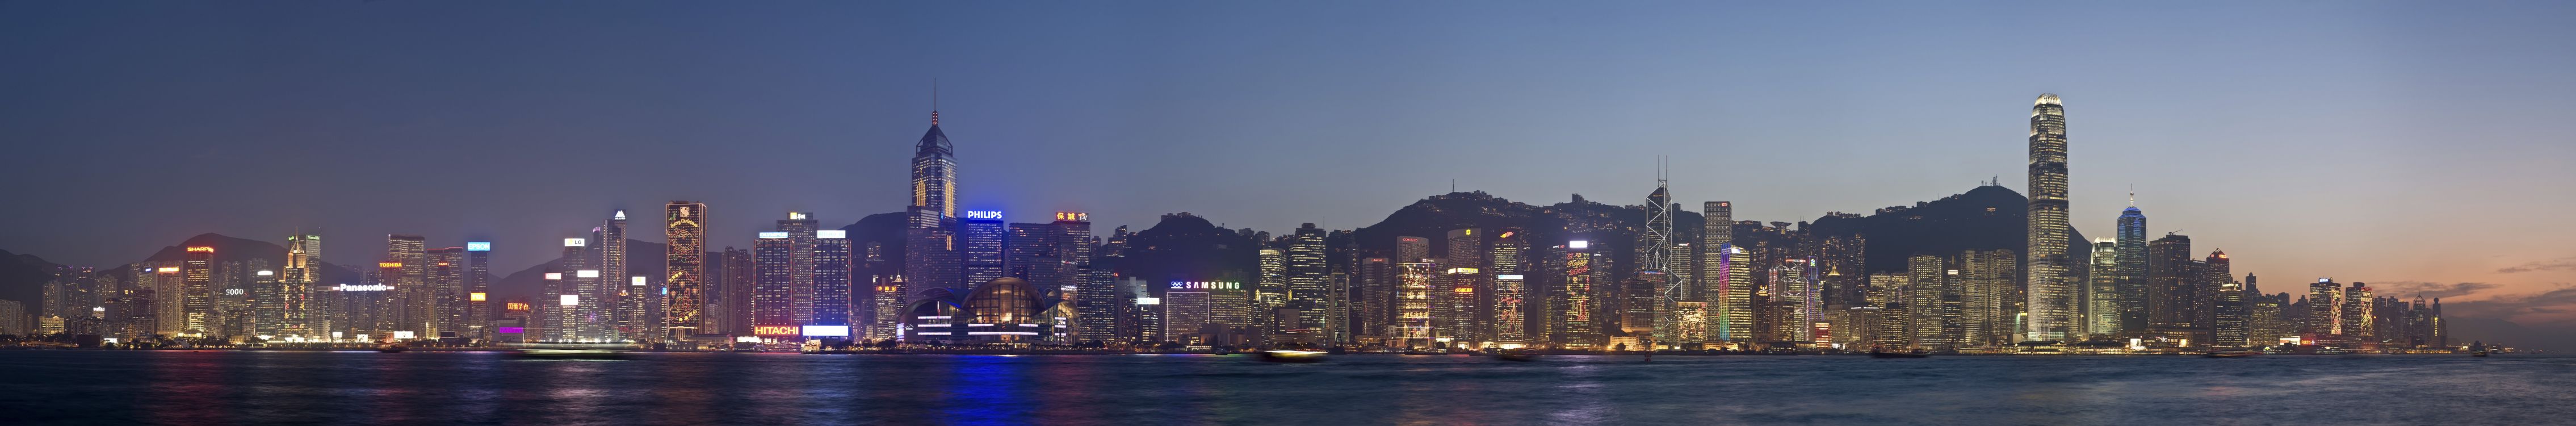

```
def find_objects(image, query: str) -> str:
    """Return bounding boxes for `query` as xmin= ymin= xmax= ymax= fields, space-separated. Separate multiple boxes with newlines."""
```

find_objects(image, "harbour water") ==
xmin=3 ymin=351 xmax=2566 ymax=425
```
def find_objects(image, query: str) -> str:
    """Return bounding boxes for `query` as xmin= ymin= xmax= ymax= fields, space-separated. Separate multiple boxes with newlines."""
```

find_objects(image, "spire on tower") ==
xmin=931 ymin=78 xmax=941 ymax=126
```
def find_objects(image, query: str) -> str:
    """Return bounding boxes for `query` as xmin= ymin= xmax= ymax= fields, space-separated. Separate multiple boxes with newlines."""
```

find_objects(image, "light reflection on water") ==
xmin=6 ymin=352 xmax=2574 ymax=425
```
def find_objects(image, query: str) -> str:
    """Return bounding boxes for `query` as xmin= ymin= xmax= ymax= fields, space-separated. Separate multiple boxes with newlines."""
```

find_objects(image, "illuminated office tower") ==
xmin=384 ymin=235 xmax=430 ymax=337
xmin=2085 ymin=238 xmax=2119 ymax=336
xmin=1713 ymin=244 xmax=1753 ymax=345
xmin=1639 ymin=183 xmax=1679 ymax=345
xmin=1396 ymin=236 xmax=1430 ymax=264
xmin=1357 ymin=257 xmax=1394 ymax=340
xmin=752 ymin=233 xmax=796 ymax=332
xmin=372 ymin=261 xmax=405 ymax=337
xmin=2343 ymin=282 xmax=2374 ymax=343
xmin=465 ymin=242 xmax=492 ymax=341
xmin=869 ymin=281 xmax=904 ymax=340
xmin=1006 ymin=223 xmax=1055 ymax=286
xmin=1556 ymin=240 xmax=1604 ymax=348
xmin=599 ymin=211 xmax=636 ymax=340
xmin=1080 ymin=227 xmax=1128 ymax=341
xmin=2308 ymin=279 xmax=2344 ymax=336
xmin=1163 ymin=285 xmax=1211 ymax=345
xmin=1396 ymin=260 xmax=1440 ymax=349
xmin=2146 ymin=234 xmax=2200 ymax=341
xmin=559 ymin=238 xmax=595 ymax=341
xmin=250 ymin=269 xmax=282 ymax=336
xmin=1906 ymin=255 xmax=1949 ymax=349
xmin=1622 ymin=271 xmax=1667 ymax=347
xmin=777 ymin=212 xmax=819 ymax=325
xmin=719 ymin=247 xmax=753 ymax=335
xmin=665 ymin=202 xmax=707 ymax=340
xmin=181 ymin=247 xmax=214 ymax=336
xmin=813 ymin=230 xmax=853 ymax=331
xmin=905 ymin=107 xmax=961 ymax=294
xmin=1255 ymin=249 xmax=1286 ymax=324
xmin=2114 ymin=202 xmax=2149 ymax=333
xmin=429 ymin=247 xmax=463 ymax=338
xmin=2250 ymin=284 xmax=2284 ymax=344
xmin=1051 ymin=212 xmax=1094 ymax=338
xmin=2023 ymin=93 xmax=2075 ymax=343
xmin=1493 ymin=273 xmax=1528 ymax=346
xmin=2201 ymin=250 xmax=2241 ymax=346
xmin=541 ymin=270 xmax=571 ymax=341
xmin=1868 ymin=273 xmax=1913 ymax=349
xmin=2214 ymin=281 xmax=2247 ymax=348
xmin=1287 ymin=224 xmax=1330 ymax=335
xmin=960 ymin=210 xmax=1006 ymax=289
xmin=283 ymin=233 xmax=320 ymax=338
xmin=1697 ymin=202 xmax=1733 ymax=300
xmin=1438 ymin=228 xmax=1482 ymax=343
xmin=1960 ymin=249 xmax=2016 ymax=347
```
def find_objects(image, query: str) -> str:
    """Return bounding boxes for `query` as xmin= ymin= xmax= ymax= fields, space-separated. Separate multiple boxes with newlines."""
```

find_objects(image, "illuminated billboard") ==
xmin=1497 ymin=274 xmax=1525 ymax=280
xmin=560 ymin=295 xmax=580 ymax=306
xmin=544 ymin=273 xmax=562 ymax=280
xmin=753 ymin=325 xmax=800 ymax=336
xmin=156 ymin=267 xmax=179 ymax=274
xmin=497 ymin=327 xmax=525 ymax=334
xmin=186 ymin=247 xmax=214 ymax=253
xmin=393 ymin=331 xmax=416 ymax=340
xmin=787 ymin=212 xmax=808 ymax=220
xmin=1054 ymin=212 xmax=1088 ymax=221
xmin=965 ymin=210 xmax=1002 ymax=220
xmin=466 ymin=241 xmax=491 ymax=252
xmin=469 ymin=292 xmax=487 ymax=302
xmin=335 ymin=284 xmax=391 ymax=291
xmin=379 ymin=262 xmax=403 ymax=268
xmin=256 ymin=270 xmax=275 ymax=276
xmin=631 ymin=277 xmax=647 ymax=286
xmin=563 ymin=238 xmax=586 ymax=247
xmin=817 ymin=229 xmax=846 ymax=239
xmin=1568 ymin=240 xmax=1589 ymax=249
xmin=802 ymin=325 xmax=851 ymax=337
xmin=506 ymin=302 xmax=530 ymax=311
xmin=1169 ymin=281 xmax=1241 ymax=290
xmin=758 ymin=232 xmax=790 ymax=239
xmin=576 ymin=270 xmax=600 ymax=278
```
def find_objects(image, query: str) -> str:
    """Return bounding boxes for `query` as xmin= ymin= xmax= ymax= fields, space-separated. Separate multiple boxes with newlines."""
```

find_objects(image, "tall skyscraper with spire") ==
xmin=2114 ymin=197 xmax=2149 ymax=333
xmin=602 ymin=210 xmax=633 ymax=340
xmin=2024 ymin=93 xmax=2074 ymax=342
xmin=905 ymin=101 xmax=964 ymax=295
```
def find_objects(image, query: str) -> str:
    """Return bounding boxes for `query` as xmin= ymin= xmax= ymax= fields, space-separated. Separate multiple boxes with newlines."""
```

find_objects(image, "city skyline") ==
xmin=4 ymin=1 xmax=2573 ymax=337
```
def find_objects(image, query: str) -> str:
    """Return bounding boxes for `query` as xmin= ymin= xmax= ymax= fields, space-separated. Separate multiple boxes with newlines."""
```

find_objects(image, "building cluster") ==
xmin=11 ymin=94 xmax=2455 ymax=353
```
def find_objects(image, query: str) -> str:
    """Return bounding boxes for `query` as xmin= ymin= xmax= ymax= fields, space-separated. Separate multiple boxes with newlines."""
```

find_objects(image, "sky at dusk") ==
xmin=5 ymin=2 xmax=2574 ymax=325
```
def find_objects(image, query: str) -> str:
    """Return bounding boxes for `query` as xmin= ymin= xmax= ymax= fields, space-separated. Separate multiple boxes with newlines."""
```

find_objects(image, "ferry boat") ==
xmin=1257 ymin=349 xmax=1327 ymax=363
xmin=1868 ymin=350 xmax=1929 ymax=359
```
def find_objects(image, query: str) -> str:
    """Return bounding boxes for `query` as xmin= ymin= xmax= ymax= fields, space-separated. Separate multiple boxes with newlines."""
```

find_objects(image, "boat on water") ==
xmin=2205 ymin=350 xmax=2264 ymax=358
xmin=1257 ymin=350 xmax=1327 ymax=363
xmin=2473 ymin=350 xmax=2490 ymax=357
xmin=1869 ymin=350 xmax=1929 ymax=359
xmin=1496 ymin=350 xmax=1543 ymax=362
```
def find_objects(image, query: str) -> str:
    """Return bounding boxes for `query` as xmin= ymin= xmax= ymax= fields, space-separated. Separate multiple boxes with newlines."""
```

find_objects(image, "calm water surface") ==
xmin=2 ymin=351 xmax=2567 ymax=425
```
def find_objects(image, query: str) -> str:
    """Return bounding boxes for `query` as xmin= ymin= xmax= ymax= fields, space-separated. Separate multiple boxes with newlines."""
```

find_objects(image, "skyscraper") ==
xmin=905 ymin=107 xmax=963 ymax=295
xmin=961 ymin=210 xmax=1007 ymax=288
xmin=283 ymin=233 xmax=320 ymax=339
xmin=1640 ymin=185 xmax=1679 ymax=345
xmin=2085 ymin=238 xmax=2118 ymax=336
xmin=1287 ymin=224 xmax=1329 ymax=335
xmin=386 ymin=235 xmax=429 ymax=337
xmin=752 ymin=232 xmax=796 ymax=332
xmin=813 ymin=230 xmax=853 ymax=331
xmin=1437 ymin=228 xmax=1481 ymax=343
xmin=1713 ymin=244 xmax=1753 ymax=346
xmin=1396 ymin=260 xmax=1439 ymax=349
xmin=665 ymin=201 xmax=707 ymax=340
xmin=2024 ymin=93 xmax=2074 ymax=343
xmin=2114 ymin=203 xmax=2149 ymax=334
xmin=465 ymin=241 xmax=492 ymax=341
xmin=429 ymin=247 xmax=463 ymax=338
xmin=2146 ymin=233 xmax=2202 ymax=344
xmin=778 ymin=212 xmax=819 ymax=327
xmin=598 ymin=211 xmax=633 ymax=341
xmin=181 ymin=247 xmax=214 ymax=336
xmin=1555 ymin=240 xmax=1603 ymax=348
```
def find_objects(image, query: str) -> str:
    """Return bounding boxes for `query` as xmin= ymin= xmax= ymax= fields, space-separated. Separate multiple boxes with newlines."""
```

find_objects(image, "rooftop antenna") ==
xmin=2129 ymin=184 xmax=2136 ymax=206
xmin=931 ymin=78 xmax=940 ymax=126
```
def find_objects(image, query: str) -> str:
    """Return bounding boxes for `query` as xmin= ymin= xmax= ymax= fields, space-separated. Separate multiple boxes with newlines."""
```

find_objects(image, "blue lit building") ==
xmin=961 ymin=211 xmax=1008 ymax=289
xmin=812 ymin=230 xmax=853 ymax=331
